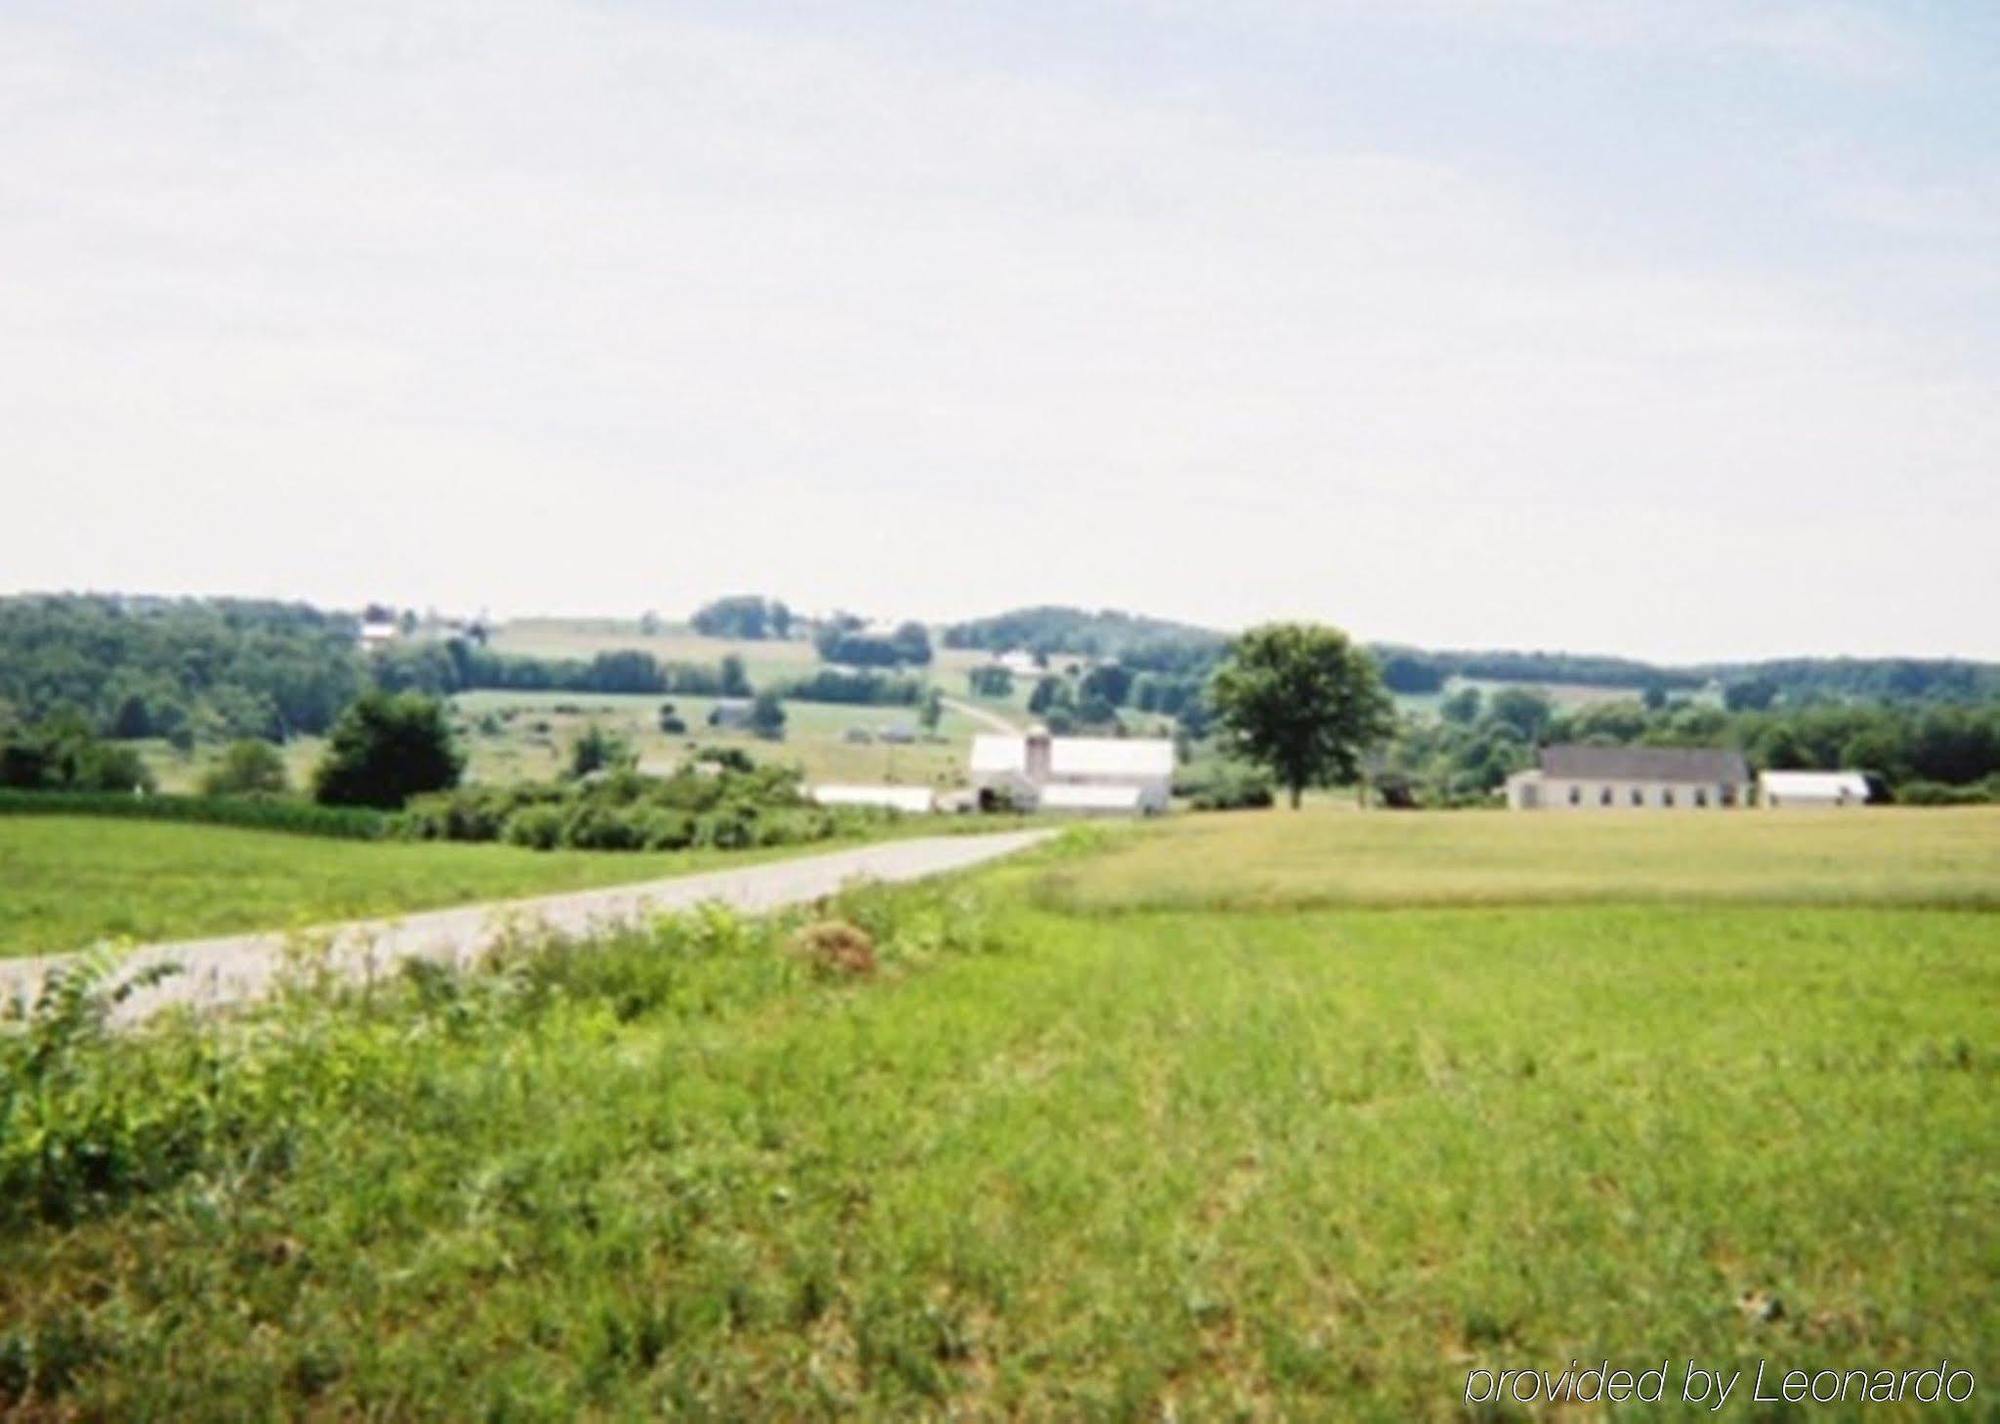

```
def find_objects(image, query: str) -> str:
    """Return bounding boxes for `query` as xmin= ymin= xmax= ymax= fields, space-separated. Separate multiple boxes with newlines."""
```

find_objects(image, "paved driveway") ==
xmin=1 ymin=829 xmax=1055 ymax=1025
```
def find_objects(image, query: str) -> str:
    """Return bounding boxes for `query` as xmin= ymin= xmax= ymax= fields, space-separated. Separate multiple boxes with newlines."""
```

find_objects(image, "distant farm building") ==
xmin=971 ymin=727 xmax=1173 ymax=815
xmin=810 ymin=784 xmax=936 ymax=814
xmin=1505 ymin=744 xmax=1749 ymax=810
xmin=358 ymin=619 xmax=399 ymax=648
xmin=707 ymin=701 xmax=755 ymax=731
xmin=1759 ymin=770 xmax=1870 ymax=807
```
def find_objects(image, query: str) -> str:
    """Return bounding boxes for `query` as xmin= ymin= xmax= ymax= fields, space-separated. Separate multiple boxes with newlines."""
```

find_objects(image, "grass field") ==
xmin=135 ymin=690 xmax=998 ymax=794
xmin=1045 ymin=804 xmax=2000 ymax=911
xmin=0 ymin=817 xmax=894 ymax=959
xmin=3 ymin=811 xmax=1993 ymax=1417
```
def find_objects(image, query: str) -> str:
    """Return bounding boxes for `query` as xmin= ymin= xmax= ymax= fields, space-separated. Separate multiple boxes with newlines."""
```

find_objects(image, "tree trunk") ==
xmin=1289 ymin=781 xmax=1303 ymax=810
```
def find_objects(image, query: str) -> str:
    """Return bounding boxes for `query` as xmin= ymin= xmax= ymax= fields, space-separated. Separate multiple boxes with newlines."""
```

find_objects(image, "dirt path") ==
xmin=943 ymin=696 xmax=1024 ymax=735
xmin=1 ymin=829 xmax=1056 ymax=1025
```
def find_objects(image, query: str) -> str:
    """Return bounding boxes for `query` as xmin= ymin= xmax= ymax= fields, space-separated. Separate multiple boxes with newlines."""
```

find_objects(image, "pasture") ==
xmin=451 ymin=689 xmax=985 ymax=788
xmin=2 ymin=810 xmax=1993 ymax=1417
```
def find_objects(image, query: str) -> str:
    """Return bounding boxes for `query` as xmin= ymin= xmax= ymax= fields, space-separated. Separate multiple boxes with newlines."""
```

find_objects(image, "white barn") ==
xmin=1758 ymin=770 xmax=1869 ymax=808
xmin=810 ymin=784 xmax=937 ymax=814
xmin=971 ymin=728 xmax=1173 ymax=815
xmin=1506 ymin=744 xmax=1750 ymax=810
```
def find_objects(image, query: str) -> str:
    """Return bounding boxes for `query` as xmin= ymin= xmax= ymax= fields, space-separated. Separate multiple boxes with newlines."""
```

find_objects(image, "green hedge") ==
xmin=0 ymin=788 xmax=389 ymax=840
xmin=396 ymin=766 xmax=895 ymax=853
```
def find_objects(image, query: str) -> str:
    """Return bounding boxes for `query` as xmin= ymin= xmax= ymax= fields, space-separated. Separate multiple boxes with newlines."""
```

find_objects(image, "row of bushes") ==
xmin=1895 ymin=776 xmax=2000 ymax=806
xmin=0 ymin=789 xmax=390 ymax=840
xmin=1172 ymin=764 xmax=1276 ymax=811
xmin=771 ymin=668 xmax=925 ymax=706
xmin=396 ymin=765 xmax=894 ymax=852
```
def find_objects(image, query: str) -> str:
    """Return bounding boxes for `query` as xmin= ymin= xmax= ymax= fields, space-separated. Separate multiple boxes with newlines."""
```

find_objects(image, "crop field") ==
xmin=452 ymin=689 xmax=986 ymax=788
xmin=3 ymin=811 xmax=1993 ymax=1417
xmin=0 ymin=816 xmax=885 ymax=960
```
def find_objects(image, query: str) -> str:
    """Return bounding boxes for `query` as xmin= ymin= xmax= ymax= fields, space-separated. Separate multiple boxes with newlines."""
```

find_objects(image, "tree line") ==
xmin=0 ymin=594 xmax=363 ymax=743
xmin=1381 ymin=685 xmax=2000 ymax=805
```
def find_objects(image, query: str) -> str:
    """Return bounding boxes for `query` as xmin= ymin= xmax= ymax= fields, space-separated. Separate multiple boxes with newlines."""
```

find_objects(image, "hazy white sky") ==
xmin=4 ymin=0 xmax=1996 ymax=661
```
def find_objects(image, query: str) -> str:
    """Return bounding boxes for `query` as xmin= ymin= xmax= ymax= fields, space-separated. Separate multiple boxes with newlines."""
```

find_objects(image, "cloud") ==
xmin=1224 ymin=0 xmax=1925 ymax=78
xmin=0 ymin=1 xmax=1992 ymax=658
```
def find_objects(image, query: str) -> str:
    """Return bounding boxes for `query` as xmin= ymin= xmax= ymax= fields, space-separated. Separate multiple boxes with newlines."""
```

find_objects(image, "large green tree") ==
xmin=1209 ymin=623 xmax=1394 ymax=809
xmin=312 ymin=692 xmax=463 ymax=808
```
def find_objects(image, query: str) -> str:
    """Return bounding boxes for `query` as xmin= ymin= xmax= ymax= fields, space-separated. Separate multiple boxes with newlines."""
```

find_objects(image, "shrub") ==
xmin=0 ymin=950 xmax=214 ymax=1227
xmin=502 ymin=804 xmax=566 ymax=850
xmin=567 ymin=723 xmax=635 ymax=779
xmin=634 ymin=808 xmax=697 ymax=851
xmin=199 ymin=739 xmax=289 ymax=796
xmin=1174 ymin=764 xmax=1276 ymax=811
xmin=1894 ymin=779 xmax=1998 ymax=806
xmin=560 ymin=801 xmax=648 ymax=851
xmin=313 ymin=692 xmax=463 ymax=809
xmin=0 ymin=715 xmax=156 ymax=794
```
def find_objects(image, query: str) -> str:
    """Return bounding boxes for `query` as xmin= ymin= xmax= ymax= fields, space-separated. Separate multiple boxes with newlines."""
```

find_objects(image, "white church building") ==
xmin=970 ymin=727 xmax=1174 ymax=815
xmin=1505 ymin=744 xmax=1750 ymax=810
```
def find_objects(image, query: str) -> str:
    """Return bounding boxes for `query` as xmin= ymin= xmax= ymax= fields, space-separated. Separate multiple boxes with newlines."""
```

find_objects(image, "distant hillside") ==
xmin=941 ymin=606 xmax=1227 ymax=673
xmin=0 ymin=593 xmax=364 ymax=740
xmin=941 ymin=605 xmax=2000 ymax=706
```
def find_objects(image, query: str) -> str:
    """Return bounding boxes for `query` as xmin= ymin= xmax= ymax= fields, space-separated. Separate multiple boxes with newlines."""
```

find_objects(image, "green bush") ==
xmin=198 ymin=739 xmax=289 ymax=796
xmin=402 ymin=762 xmax=891 ymax=853
xmin=312 ymin=692 xmax=463 ymax=809
xmin=1174 ymin=764 xmax=1276 ymax=811
xmin=0 ymin=715 xmax=156 ymax=794
xmin=0 ymin=951 xmax=226 ymax=1227
xmin=501 ymin=804 xmax=566 ymax=850
xmin=1894 ymin=778 xmax=2000 ymax=806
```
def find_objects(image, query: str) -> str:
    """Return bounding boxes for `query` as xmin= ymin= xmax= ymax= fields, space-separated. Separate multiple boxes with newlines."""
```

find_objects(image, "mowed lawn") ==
xmin=2 ymin=812 xmax=1994 ymax=1417
xmin=0 ymin=816 xmax=874 ymax=959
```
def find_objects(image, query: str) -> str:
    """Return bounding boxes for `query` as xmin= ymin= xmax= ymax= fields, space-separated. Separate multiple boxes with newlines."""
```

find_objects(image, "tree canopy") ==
xmin=312 ymin=692 xmax=463 ymax=809
xmin=1209 ymin=623 xmax=1395 ymax=808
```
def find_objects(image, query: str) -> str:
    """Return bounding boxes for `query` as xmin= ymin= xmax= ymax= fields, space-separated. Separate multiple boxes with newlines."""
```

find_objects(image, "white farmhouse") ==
xmin=971 ymin=727 xmax=1173 ymax=815
xmin=1758 ymin=770 xmax=1870 ymax=808
xmin=1505 ymin=744 xmax=1749 ymax=810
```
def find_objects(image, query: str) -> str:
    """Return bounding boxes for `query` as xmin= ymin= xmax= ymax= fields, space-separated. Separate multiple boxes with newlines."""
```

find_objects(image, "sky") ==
xmin=3 ymin=0 xmax=1996 ymax=663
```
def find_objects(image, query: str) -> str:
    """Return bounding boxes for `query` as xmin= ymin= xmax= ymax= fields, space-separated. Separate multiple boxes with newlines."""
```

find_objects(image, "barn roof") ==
xmin=1539 ymin=743 xmax=1749 ymax=783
